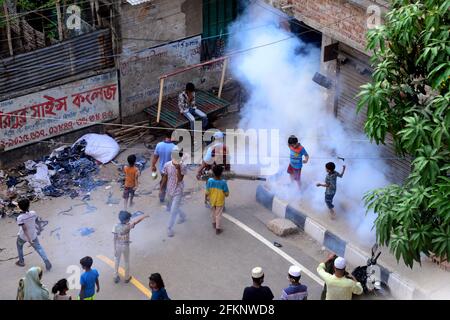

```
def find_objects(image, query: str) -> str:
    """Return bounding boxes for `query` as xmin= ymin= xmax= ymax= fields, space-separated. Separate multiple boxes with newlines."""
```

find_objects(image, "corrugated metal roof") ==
xmin=0 ymin=29 xmax=114 ymax=97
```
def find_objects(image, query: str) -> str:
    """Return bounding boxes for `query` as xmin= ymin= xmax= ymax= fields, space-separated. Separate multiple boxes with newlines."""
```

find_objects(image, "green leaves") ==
xmin=359 ymin=0 xmax=450 ymax=268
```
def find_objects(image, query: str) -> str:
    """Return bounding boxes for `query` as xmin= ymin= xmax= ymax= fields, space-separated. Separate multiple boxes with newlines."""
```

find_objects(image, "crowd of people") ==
xmin=11 ymin=83 xmax=360 ymax=300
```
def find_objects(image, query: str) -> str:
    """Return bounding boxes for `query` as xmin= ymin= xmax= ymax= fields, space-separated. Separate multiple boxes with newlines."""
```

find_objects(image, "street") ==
xmin=0 ymin=145 xmax=389 ymax=300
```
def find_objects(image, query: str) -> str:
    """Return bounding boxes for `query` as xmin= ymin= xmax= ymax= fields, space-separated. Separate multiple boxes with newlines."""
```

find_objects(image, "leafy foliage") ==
xmin=357 ymin=0 xmax=450 ymax=267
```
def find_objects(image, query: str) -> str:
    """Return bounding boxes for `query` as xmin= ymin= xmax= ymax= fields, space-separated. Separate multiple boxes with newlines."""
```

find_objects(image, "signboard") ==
xmin=0 ymin=71 xmax=119 ymax=151
xmin=119 ymin=35 xmax=202 ymax=117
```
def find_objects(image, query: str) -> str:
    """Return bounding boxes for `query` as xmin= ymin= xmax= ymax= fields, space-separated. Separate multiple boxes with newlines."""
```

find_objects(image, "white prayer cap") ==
xmin=334 ymin=257 xmax=346 ymax=269
xmin=213 ymin=131 xmax=224 ymax=139
xmin=251 ymin=267 xmax=264 ymax=278
xmin=288 ymin=265 xmax=301 ymax=277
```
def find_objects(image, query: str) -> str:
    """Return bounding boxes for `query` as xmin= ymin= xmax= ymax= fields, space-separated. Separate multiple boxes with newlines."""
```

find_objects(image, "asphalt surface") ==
xmin=0 ymin=143 xmax=389 ymax=300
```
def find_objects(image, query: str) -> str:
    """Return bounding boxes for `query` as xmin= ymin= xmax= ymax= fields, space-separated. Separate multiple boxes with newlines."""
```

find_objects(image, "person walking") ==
xmin=113 ymin=211 xmax=149 ymax=284
xmin=316 ymin=162 xmax=346 ymax=219
xmin=205 ymin=165 xmax=229 ymax=235
xmin=149 ymin=273 xmax=170 ymax=300
xmin=161 ymin=146 xmax=187 ymax=237
xmin=78 ymin=256 xmax=100 ymax=300
xmin=242 ymin=267 xmax=274 ymax=301
xmin=15 ymin=198 xmax=52 ymax=271
xmin=280 ymin=266 xmax=308 ymax=300
xmin=287 ymin=135 xmax=309 ymax=189
xmin=317 ymin=255 xmax=363 ymax=300
xmin=123 ymin=154 xmax=139 ymax=209
xmin=151 ymin=130 xmax=176 ymax=203
xmin=17 ymin=266 xmax=50 ymax=300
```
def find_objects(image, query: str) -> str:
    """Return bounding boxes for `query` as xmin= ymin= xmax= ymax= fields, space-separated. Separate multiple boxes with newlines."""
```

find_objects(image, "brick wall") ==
xmin=269 ymin=0 xmax=387 ymax=53
xmin=292 ymin=0 xmax=368 ymax=51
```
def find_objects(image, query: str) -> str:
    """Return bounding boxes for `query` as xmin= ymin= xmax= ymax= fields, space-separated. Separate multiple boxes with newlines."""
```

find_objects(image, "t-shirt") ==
xmin=154 ymin=141 xmax=176 ymax=173
xmin=151 ymin=288 xmax=170 ymax=300
xmin=124 ymin=166 xmax=139 ymax=188
xmin=80 ymin=269 xmax=99 ymax=299
xmin=317 ymin=263 xmax=363 ymax=300
xmin=112 ymin=222 xmax=134 ymax=245
xmin=17 ymin=211 xmax=38 ymax=242
xmin=281 ymin=284 xmax=308 ymax=300
xmin=325 ymin=171 xmax=343 ymax=195
xmin=205 ymin=178 xmax=229 ymax=207
xmin=204 ymin=142 xmax=230 ymax=168
xmin=289 ymin=145 xmax=308 ymax=169
xmin=242 ymin=286 xmax=274 ymax=301
xmin=162 ymin=161 xmax=187 ymax=197
xmin=178 ymin=91 xmax=196 ymax=113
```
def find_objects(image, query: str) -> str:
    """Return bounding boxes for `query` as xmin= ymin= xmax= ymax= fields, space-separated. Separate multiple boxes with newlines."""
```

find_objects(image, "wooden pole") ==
xmin=56 ymin=0 xmax=63 ymax=41
xmin=95 ymin=0 xmax=101 ymax=27
xmin=90 ymin=0 xmax=96 ymax=29
xmin=3 ymin=2 xmax=13 ymax=56
xmin=218 ymin=58 xmax=228 ymax=98
xmin=156 ymin=78 xmax=165 ymax=123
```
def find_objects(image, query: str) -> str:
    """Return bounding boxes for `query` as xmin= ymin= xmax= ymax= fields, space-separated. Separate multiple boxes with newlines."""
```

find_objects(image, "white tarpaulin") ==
xmin=74 ymin=134 xmax=120 ymax=164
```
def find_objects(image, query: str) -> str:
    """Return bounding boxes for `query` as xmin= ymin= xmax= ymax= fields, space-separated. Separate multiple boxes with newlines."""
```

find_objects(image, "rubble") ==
xmin=0 ymin=137 xmax=117 ymax=217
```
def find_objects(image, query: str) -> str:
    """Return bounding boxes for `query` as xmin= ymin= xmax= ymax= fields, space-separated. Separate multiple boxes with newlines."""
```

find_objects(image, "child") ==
xmin=149 ymin=273 xmax=170 ymax=300
xmin=287 ymin=135 xmax=309 ymax=189
xmin=205 ymin=165 xmax=229 ymax=235
xmin=78 ymin=256 xmax=99 ymax=300
xmin=280 ymin=266 xmax=308 ymax=300
xmin=316 ymin=162 xmax=346 ymax=219
xmin=123 ymin=154 xmax=139 ymax=209
xmin=113 ymin=210 xmax=149 ymax=284
xmin=52 ymin=279 xmax=71 ymax=300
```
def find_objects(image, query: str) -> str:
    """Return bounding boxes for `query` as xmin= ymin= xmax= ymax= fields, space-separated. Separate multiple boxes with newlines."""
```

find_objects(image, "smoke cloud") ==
xmin=226 ymin=2 xmax=390 ymax=245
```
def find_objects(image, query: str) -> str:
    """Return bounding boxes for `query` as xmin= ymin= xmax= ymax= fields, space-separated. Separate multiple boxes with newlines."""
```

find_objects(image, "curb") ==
xmin=255 ymin=184 xmax=421 ymax=300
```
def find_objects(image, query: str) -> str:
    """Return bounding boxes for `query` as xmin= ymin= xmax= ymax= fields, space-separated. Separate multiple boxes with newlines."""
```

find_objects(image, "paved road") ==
xmin=0 ymin=150 xmax=387 ymax=300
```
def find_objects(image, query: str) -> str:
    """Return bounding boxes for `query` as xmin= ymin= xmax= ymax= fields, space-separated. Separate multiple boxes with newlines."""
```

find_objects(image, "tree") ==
xmin=357 ymin=0 xmax=449 ymax=268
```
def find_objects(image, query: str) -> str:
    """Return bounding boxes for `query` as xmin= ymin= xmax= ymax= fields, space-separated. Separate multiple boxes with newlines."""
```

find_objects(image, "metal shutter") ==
xmin=336 ymin=44 xmax=411 ymax=184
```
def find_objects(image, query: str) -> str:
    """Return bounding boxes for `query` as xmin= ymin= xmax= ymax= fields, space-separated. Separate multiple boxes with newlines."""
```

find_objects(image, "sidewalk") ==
xmin=256 ymin=184 xmax=450 ymax=300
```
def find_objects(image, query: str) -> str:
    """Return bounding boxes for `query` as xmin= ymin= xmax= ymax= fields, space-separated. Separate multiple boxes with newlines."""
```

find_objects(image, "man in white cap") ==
xmin=161 ymin=146 xmax=188 ymax=237
xmin=242 ymin=267 xmax=274 ymax=301
xmin=317 ymin=254 xmax=363 ymax=300
xmin=280 ymin=265 xmax=308 ymax=300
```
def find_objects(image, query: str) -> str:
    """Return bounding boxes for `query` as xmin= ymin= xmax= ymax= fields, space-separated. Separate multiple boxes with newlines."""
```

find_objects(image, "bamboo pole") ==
xmin=56 ymin=0 xmax=63 ymax=41
xmin=156 ymin=78 xmax=165 ymax=123
xmin=95 ymin=0 xmax=101 ymax=27
xmin=218 ymin=58 xmax=228 ymax=98
xmin=3 ymin=2 xmax=13 ymax=56
xmin=90 ymin=0 xmax=96 ymax=29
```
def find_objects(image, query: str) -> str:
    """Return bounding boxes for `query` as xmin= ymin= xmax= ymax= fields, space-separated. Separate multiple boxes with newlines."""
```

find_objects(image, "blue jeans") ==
xmin=17 ymin=236 xmax=50 ymax=265
xmin=183 ymin=108 xmax=208 ymax=131
xmin=167 ymin=194 xmax=186 ymax=231
xmin=325 ymin=193 xmax=335 ymax=209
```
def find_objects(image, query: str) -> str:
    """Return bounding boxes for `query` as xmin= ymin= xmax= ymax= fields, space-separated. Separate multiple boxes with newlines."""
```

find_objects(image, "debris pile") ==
xmin=0 ymin=139 xmax=110 ymax=217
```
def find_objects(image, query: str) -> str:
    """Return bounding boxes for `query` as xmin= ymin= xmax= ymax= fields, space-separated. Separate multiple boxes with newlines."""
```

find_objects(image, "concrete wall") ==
xmin=118 ymin=0 xmax=205 ymax=118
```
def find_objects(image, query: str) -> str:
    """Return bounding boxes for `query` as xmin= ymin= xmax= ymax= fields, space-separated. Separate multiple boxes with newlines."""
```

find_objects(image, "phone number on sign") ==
xmin=0 ymin=111 xmax=115 ymax=149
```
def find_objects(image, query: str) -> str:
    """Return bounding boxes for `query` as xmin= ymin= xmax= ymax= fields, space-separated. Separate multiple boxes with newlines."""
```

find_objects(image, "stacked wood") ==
xmin=106 ymin=121 xmax=152 ymax=144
